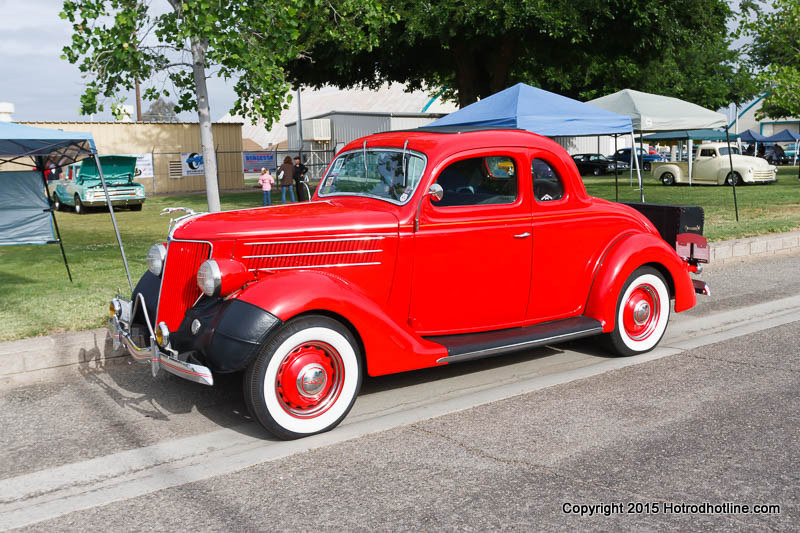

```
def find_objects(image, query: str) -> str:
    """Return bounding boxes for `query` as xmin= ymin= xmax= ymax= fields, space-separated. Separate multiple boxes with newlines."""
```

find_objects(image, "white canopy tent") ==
xmin=587 ymin=90 xmax=736 ymax=216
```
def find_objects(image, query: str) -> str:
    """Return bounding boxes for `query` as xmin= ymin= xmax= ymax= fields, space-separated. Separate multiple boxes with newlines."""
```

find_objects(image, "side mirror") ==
xmin=428 ymin=183 xmax=444 ymax=202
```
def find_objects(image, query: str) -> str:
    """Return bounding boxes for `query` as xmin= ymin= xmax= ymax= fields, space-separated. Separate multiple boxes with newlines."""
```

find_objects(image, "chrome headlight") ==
xmin=197 ymin=259 xmax=221 ymax=297
xmin=146 ymin=243 xmax=167 ymax=276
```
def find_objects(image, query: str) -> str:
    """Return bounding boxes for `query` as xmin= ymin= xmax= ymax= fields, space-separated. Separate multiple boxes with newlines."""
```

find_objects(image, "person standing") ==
xmin=278 ymin=156 xmax=295 ymax=203
xmin=257 ymin=167 xmax=274 ymax=206
xmin=293 ymin=156 xmax=309 ymax=201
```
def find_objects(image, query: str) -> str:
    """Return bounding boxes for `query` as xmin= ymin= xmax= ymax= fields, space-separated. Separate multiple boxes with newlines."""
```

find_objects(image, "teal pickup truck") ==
xmin=53 ymin=155 xmax=145 ymax=214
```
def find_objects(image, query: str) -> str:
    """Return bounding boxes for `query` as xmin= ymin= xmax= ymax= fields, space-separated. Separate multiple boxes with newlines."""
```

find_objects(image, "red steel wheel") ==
xmin=245 ymin=315 xmax=362 ymax=440
xmin=605 ymin=266 xmax=671 ymax=356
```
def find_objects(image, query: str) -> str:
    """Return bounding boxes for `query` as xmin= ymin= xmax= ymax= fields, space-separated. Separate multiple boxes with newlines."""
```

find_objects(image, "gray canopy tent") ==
xmin=587 ymin=89 xmax=739 ymax=219
xmin=0 ymin=122 xmax=133 ymax=289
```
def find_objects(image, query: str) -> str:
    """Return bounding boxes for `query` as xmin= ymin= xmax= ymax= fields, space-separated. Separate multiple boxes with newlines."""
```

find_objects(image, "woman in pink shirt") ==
xmin=258 ymin=167 xmax=275 ymax=206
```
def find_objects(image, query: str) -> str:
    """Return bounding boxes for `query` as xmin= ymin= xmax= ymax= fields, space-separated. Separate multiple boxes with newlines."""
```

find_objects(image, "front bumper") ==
xmin=84 ymin=197 xmax=145 ymax=207
xmin=108 ymin=294 xmax=214 ymax=386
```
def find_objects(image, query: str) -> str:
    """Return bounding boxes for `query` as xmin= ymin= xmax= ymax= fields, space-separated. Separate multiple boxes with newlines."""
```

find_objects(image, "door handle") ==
xmin=513 ymin=232 xmax=531 ymax=239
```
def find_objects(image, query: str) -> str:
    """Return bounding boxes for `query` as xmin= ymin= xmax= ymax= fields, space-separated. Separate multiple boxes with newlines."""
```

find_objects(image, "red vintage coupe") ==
xmin=109 ymin=129 xmax=709 ymax=439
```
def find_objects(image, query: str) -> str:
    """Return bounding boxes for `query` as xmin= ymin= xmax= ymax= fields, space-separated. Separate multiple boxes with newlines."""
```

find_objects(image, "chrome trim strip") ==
xmin=435 ymin=327 xmax=605 ymax=364
xmin=250 ymin=261 xmax=381 ymax=271
xmin=242 ymin=249 xmax=383 ymax=259
xmin=244 ymin=236 xmax=385 ymax=246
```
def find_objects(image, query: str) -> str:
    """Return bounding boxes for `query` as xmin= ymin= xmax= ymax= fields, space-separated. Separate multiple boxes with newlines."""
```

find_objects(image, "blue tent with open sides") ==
xmin=421 ymin=83 xmax=633 ymax=136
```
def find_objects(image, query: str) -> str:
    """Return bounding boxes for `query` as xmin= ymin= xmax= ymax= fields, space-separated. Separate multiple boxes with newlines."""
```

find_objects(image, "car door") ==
xmin=409 ymin=148 xmax=533 ymax=335
xmin=527 ymin=150 xmax=615 ymax=323
xmin=692 ymin=148 xmax=718 ymax=183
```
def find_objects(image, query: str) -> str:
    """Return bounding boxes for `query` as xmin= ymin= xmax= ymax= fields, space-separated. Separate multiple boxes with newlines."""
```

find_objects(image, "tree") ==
xmin=142 ymin=97 xmax=178 ymax=122
xmin=739 ymin=0 xmax=800 ymax=119
xmin=61 ymin=0 xmax=390 ymax=212
xmin=287 ymin=0 xmax=756 ymax=110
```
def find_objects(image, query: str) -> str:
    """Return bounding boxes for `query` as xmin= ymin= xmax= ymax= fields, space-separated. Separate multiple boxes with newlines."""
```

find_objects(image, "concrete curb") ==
xmin=1 ymin=229 xmax=799 ymax=389
xmin=709 ymin=229 xmax=800 ymax=264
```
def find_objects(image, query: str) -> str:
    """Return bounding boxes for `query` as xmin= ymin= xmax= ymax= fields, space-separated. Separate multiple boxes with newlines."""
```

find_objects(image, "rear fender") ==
xmin=585 ymin=233 xmax=695 ymax=332
xmin=235 ymin=271 xmax=446 ymax=376
xmin=654 ymin=164 xmax=682 ymax=181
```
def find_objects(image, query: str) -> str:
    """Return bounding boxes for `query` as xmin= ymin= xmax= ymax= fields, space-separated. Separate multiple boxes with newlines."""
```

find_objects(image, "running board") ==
xmin=426 ymin=316 xmax=604 ymax=365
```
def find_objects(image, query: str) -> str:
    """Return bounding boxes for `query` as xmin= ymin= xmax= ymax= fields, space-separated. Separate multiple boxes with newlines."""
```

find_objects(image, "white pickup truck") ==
xmin=652 ymin=143 xmax=778 ymax=186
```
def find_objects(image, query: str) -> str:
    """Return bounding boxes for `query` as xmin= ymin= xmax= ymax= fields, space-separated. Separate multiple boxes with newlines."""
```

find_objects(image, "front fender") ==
xmin=235 ymin=271 xmax=447 ymax=376
xmin=584 ymin=232 xmax=695 ymax=332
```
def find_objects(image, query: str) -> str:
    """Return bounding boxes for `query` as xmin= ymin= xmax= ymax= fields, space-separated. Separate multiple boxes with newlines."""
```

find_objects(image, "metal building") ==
xmin=19 ymin=121 xmax=244 ymax=194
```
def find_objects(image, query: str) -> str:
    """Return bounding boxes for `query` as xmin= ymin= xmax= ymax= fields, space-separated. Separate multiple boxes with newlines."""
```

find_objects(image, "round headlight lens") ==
xmin=197 ymin=259 xmax=221 ymax=297
xmin=146 ymin=243 xmax=167 ymax=276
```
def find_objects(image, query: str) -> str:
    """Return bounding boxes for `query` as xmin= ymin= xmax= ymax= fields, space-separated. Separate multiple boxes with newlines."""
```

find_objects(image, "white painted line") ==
xmin=1 ymin=304 xmax=798 ymax=530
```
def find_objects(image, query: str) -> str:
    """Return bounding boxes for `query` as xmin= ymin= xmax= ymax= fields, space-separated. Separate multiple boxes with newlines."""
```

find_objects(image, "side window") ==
xmin=700 ymin=148 xmax=715 ymax=157
xmin=532 ymin=158 xmax=565 ymax=202
xmin=434 ymin=155 xmax=517 ymax=207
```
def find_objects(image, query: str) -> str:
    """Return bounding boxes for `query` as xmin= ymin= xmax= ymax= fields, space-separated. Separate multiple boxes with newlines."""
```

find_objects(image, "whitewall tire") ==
xmin=244 ymin=315 xmax=362 ymax=440
xmin=605 ymin=266 xmax=671 ymax=356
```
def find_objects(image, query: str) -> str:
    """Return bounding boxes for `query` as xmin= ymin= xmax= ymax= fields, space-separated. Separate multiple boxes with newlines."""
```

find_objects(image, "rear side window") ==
xmin=434 ymin=156 xmax=518 ymax=207
xmin=532 ymin=158 xmax=564 ymax=202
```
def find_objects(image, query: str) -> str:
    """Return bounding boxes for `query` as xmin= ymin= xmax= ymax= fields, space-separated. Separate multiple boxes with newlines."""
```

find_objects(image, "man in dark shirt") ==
xmin=293 ymin=156 xmax=309 ymax=201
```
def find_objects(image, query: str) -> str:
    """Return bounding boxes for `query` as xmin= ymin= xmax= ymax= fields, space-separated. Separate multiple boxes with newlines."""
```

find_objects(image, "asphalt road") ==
xmin=2 ymin=252 xmax=799 ymax=531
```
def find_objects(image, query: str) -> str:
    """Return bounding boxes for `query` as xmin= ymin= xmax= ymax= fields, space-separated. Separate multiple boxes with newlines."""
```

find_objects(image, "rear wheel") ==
xmin=725 ymin=172 xmax=743 ymax=186
xmin=661 ymin=172 xmax=675 ymax=186
xmin=74 ymin=195 xmax=85 ymax=214
xmin=604 ymin=266 xmax=670 ymax=357
xmin=244 ymin=315 xmax=362 ymax=440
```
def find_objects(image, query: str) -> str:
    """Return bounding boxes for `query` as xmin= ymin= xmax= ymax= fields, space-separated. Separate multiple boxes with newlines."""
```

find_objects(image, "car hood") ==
xmin=79 ymin=156 xmax=138 ymax=185
xmin=172 ymin=199 xmax=400 ymax=241
xmin=730 ymin=154 xmax=775 ymax=168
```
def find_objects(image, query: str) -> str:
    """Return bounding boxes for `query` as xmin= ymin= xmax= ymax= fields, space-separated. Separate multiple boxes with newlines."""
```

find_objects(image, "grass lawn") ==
xmin=582 ymin=167 xmax=800 ymax=241
xmin=1 ymin=170 xmax=799 ymax=342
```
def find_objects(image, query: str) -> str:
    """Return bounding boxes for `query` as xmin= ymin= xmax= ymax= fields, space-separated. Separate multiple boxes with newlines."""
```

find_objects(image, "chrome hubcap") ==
xmin=297 ymin=364 xmax=327 ymax=398
xmin=633 ymin=301 xmax=651 ymax=325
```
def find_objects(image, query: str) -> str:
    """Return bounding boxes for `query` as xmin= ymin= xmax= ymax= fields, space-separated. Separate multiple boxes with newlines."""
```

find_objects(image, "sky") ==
xmin=0 ymin=0 xmax=238 ymax=122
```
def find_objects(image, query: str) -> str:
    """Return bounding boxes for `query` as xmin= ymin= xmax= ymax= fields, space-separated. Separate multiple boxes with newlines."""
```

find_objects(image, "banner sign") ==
xmin=181 ymin=152 xmax=205 ymax=176
xmin=134 ymin=154 xmax=154 ymax=179
xmin=242 ymin=151 xmax=276 ymax=173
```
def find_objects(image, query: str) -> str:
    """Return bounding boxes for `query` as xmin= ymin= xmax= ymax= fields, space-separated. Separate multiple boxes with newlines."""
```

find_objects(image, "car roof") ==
xmin=340 ymin=128 xmax=569 ymax=157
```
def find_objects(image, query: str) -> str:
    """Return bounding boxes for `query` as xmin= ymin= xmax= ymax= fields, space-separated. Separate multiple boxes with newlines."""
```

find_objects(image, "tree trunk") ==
xmin=451 ymin=39 xmax=481 ymax=108
xmin=190 ymin=37 xmax=221 ymax=213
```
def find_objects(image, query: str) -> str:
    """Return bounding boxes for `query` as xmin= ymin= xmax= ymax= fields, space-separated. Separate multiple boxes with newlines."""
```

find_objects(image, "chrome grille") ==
xmin=156 ymin=241 xmax=211 ymax=331
xmin=751 ymin=170 xmax=775 ymax=181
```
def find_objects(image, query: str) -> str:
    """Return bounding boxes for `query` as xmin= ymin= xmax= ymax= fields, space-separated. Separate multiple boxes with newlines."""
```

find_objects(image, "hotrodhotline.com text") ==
xmin=562 ymin=502 xmax=781 ymax=517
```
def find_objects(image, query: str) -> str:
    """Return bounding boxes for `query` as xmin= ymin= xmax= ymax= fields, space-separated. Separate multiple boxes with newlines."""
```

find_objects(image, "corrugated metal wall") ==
xmin=552 ymin=135 xmax=632 ymax=156
xmin=19 ymin=122 xmax=244 ymax=194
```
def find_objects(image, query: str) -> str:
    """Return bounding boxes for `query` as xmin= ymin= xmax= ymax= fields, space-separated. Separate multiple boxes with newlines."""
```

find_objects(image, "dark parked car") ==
xmin=763 ymin=144 xmax=789 ymax=166
xmin=571 ymin=153 xmax=624 ymax=176
xmin=610 ymin=147 xmax=666 ymax=171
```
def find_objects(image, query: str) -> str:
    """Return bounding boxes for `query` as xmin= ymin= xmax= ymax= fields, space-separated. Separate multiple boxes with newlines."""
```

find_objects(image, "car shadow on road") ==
xmin=77 ymin=330 xmax=273 ymax=439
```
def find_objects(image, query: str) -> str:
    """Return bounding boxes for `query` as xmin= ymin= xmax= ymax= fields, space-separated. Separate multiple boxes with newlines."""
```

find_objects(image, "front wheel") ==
xmin=244 ymin=315 xmax=362 ymax=440
xmin=74 ymin=195 xmax=85 ymax=214
xmin=604 ymin=266 xmax=671 ymax=357
xmin=592 ymin=167 xmax=601 ymax=176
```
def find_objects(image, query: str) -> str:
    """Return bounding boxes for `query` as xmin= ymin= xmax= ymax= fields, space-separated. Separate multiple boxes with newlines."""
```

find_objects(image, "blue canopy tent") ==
xmin=764 ymin=129 xmax=800 ymax=166
xmin=739 ymin=129 xmax=767 ymax=143
xmin=0 ymin=122 xmax=133 ymax=288
xmin=421 ymin=83 xmax=635 ymax=200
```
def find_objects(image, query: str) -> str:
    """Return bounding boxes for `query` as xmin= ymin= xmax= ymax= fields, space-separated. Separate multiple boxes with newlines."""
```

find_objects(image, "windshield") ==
xmin=719 ymin=147 xmax=740 ymax=156
xmin=318 ymin=148 xmax=427 ymax=204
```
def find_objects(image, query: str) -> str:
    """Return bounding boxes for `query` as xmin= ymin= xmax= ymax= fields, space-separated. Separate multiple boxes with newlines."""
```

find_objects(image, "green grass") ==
xmin=1 ymin=170 xmax=799 ymax=342
xmin=582 ymin=167 xmax=800 ymax=241
xmin=0 ymin=189 xmax=271 ymax=342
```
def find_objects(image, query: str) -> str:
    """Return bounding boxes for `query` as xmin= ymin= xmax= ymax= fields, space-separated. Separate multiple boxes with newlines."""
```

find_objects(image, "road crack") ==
xmin=686 ymin=353 xmax=798 ymax=373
